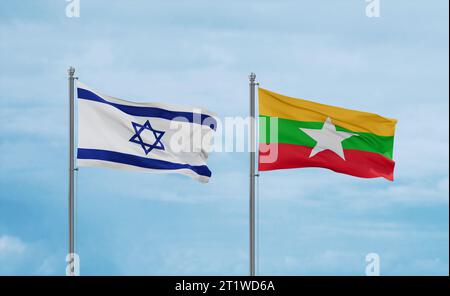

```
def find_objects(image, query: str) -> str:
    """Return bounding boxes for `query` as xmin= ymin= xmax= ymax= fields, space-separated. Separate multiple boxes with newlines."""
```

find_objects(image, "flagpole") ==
xmin=68 ymin=67 xmax=76 ymax=276
xmin=249 ymin=72 xmax=257 ymax=276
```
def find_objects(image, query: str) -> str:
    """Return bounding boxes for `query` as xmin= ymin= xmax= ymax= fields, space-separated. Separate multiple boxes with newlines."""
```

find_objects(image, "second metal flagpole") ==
xmin=249 ymin=73 xmax=257 ymax=276
xmin=68 ymin=67 xmax=76 ymax=276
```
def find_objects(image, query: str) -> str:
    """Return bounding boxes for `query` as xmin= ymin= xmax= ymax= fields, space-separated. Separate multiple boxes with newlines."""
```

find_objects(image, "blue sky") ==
xmin=0 ymin=0 xmax=448 ymax=275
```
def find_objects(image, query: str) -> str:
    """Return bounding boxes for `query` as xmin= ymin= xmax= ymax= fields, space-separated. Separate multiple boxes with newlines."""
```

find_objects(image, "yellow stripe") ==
xmin=259 ymin=88 xmax=397 ymax=137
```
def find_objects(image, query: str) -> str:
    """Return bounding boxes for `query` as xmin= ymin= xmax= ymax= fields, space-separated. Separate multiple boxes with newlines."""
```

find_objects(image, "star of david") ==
xmin=129 ymin=120 xmax=165 ymax=155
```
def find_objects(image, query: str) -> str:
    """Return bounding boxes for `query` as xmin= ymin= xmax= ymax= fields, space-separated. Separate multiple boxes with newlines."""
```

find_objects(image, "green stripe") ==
xmin=259 ymin=116 xmax=395 ymax=159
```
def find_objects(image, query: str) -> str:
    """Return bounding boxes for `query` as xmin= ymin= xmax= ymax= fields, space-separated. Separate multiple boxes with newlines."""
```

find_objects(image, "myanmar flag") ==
xmin=258 ymin=88 xmax=397 ymax=181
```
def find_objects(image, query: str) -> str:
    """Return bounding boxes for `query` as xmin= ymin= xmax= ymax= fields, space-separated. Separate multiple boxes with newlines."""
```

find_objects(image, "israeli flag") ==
xmin=76 ymin=82 xmax=217 ymax=183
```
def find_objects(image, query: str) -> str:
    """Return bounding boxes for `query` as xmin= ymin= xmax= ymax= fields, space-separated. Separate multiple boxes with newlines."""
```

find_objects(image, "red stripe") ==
xmin=259 ymin=143 xmax=395 ymax=181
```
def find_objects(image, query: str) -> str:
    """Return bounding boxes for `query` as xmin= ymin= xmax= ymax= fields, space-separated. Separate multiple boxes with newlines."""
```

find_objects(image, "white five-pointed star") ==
xmin=300 ymin=117 xmax=357 ymax=160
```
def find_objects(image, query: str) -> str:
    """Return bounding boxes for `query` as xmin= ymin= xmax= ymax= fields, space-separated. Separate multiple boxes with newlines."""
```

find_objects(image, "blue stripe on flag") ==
xmin=77 ymin=148 xmax=212 ymax=178
xmin=77 ymin=88 xmax=217 ymax=131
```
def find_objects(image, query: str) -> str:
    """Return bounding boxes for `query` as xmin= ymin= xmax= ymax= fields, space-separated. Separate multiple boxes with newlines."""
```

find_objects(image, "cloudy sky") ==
xmin=0 ymin=0 xmax=448 ymax=275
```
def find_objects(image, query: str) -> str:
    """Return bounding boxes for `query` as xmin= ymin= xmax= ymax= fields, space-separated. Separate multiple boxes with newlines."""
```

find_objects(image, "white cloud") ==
xmin=37 ymin=255 xmax=60 ymax=275
xmin=0 ymin=235 xmax=26 ymax=254
xmin=0 ymin=233 xmax=64 ymax=275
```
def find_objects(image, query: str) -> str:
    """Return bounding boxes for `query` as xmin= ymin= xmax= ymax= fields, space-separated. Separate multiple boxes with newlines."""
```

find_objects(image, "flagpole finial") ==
xmin=68 ymin=67 xmax=75 ymax=77
xmin=249 ymin=72 xmax=256 ymax=82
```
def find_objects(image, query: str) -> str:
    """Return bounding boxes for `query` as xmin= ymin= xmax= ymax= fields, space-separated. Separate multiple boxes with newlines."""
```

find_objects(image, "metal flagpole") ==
xmin=68 ymin=67 xmax=76 ymax=276
xmin=249 ymin=72 xmax=257 ymax=276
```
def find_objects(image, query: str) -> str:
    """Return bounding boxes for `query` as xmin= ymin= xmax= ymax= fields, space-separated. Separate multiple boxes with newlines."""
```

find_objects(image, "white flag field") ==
xmin=76 ymin=82 xmax=217 ymax=183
